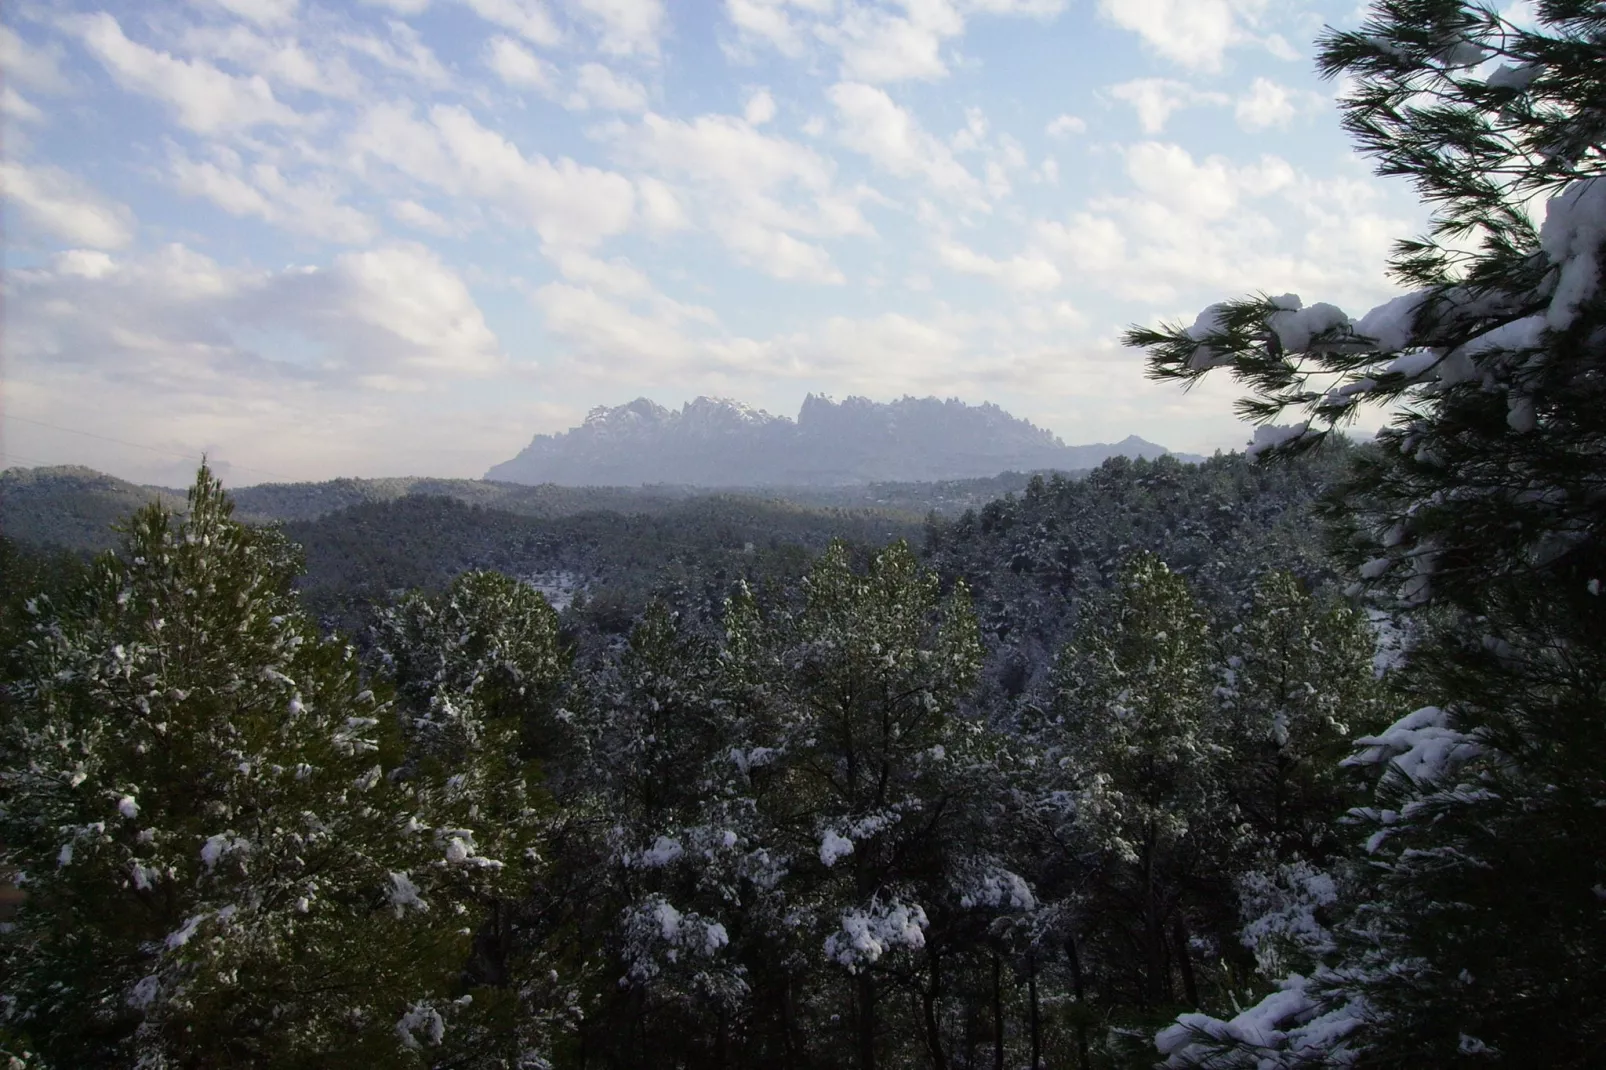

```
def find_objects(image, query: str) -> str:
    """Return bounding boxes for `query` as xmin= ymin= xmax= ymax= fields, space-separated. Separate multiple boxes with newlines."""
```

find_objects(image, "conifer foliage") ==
xmin=0 ymin=467 xmax=490 ymax=1067
xmin=1131 ymin=2 xmax=1606 ymax=1065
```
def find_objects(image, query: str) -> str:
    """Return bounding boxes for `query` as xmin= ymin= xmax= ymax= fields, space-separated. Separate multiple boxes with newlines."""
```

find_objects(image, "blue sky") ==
xmin=2 ymin=0 xmax=1434 ymax=486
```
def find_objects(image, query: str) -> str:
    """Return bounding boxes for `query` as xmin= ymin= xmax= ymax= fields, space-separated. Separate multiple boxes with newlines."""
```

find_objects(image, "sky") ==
xmin=1 ymin=0 xmax=1437 ymax=487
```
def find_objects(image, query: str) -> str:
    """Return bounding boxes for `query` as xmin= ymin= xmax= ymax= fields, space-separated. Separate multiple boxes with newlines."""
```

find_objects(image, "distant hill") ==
xmin=487 ymin=395 xmax=1201 ymax=486
xmin=0 ymin=466 xmax=183 ymax=552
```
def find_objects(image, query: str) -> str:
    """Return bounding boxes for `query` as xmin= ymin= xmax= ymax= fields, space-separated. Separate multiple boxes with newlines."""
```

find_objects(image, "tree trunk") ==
xmin=922 ymin=948 xmax=949 ymax=1070
xmin=1173 ymin=917 xmax=1200 ymax=1008
xmin=1067 ymin=932 xmax=1090 ymax=1070
xmin=857 ymin=971 xmax=878 ymax=1070
xmin=991 ymin=953 xmax=1005 ymax=1070
xmin=1027 ymin=951 xmax=1042 ymax=1070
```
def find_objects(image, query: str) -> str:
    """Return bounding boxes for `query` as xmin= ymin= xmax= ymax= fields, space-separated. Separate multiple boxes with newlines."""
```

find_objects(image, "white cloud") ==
xmin=1234 ymin=76 xmax=1320 ymax=131
xmin=1 ymin=161 xmax=135 ymax=249
xmin=1034 ymin=141 xmax=1409 ymax=308
xmin=604 ymin=109 xmax=862 ymax=281
xmin=7 ymin=242 xmax=503 ymax=390
xmin=0 ymin=25 xmax=71 ymax=92
xmin=340 ymin=20 xmax=452 ymax=87
xmin=72 ymin=13 xmax=301 ymax=133
xmin=553 ymin=251 xmax=656 ymax=297
xmin=3 ymin=87 xmax=45 ymax=124
xmin=170 ymin=150 xmax=378 ymax=243
xmin=485 ymin=35 xmax=555 ymax=88
xmin=534 ymin=282 xmax=706 ymax=369
xmin=181 ymin=23 xmax=365 ymax=99
xmin=722 ymin=221 xmax=846 ymax=283
xmin=1044 ymin=113 xmax=1086 ymax=138
xmin=360 ymin=0 xmax=432 ymax=12
xmin=204 ymin=0 xmax=302 ymax=28
xmin=727 ymin=0 xmax=1068 ymax=83
xmin=824 ymin=0 xmax=964 ymax=83
xmin=566 ymin=0 xmax=667 ymax=57
xmin=458 ymin=0 xmax=564 ymax=47
xmin=390 ymin=198 xmax=456 ymax=234
xmin=1109 ymin=78 xmax=1228 ymax=134
xmin=723 ymin=0 xmax=813 ymax=58
xmin=566 ymin=63 xmax=649 ymax=110
xmin=936 ymin=239 xmax=1061 ymax=291
xmin=1235 ymin=76 xmax=1293 ymax=129
xmin=829 ymin=81 xmax=985 ymax=206
xmin=4 ymin=242 xmax=537 ymax=482
xmin=315 ymin=244 xmax=504 ymax=376
xmin=635 ymin=176 xmax=690 ymax=232
xmin=353 ymin=102 xmax=636 ymax=249
xmin=1096 ymin=0 xmax=1268 ymax=72
xmin=744 ymin=87 xmax=777 ymax=125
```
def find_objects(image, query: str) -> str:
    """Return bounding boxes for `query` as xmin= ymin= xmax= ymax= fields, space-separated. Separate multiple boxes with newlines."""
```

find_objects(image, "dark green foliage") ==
xmin=1127 ymin=3 xmax=1606 ymax=1066
xmin=0 ymin=468 xmax=510 ymax=1067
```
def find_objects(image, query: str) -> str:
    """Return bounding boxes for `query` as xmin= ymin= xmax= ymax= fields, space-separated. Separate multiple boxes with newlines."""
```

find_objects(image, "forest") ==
xmin=3 ymin=2 xmax=1604 ymax=1067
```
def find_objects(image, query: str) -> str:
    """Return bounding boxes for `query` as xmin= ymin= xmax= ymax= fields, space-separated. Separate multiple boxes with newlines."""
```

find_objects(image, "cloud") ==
xmin=1044 ymin=113 xmax=1086 ymax=138
xmin=744 ymin=87 xmax=777 ymax=125
xmin=726 ymin=0 xmax=1068 ymax=83
xmin=1096 ymin=0 xmax=1268 ymax=72
xmin=180 ymin=23 xmax=365 ymax=99
xmin=353 ymin=101 xmax=636 ymax=248
xmin=1033 ymin=141 xmax=1410 ymax=308
xmin=936 ymin=238 xmax=1061 ymax=291
xmin=458 ymin=0 xmax=564 ymax=47
xmin=1109 ymin=78 xmax=1229 ymax=134
xmin=1 ymin=162 xmax=135 ymax=249
xmin=3 ymin=87 xmax=45 ymax=124
xmin=722 ymin=0 xmax=813 ymax=59
xmin=170 ymin=150 xmax=378 ymax=243
xmin=1234 ymin=76 xmax=1321 ymax=131
xmin=390 ymin=198 xmax=457 ymax=234
xmin=1235 ymin=75 xmax=1293 ymax=130
xmin=4 ymin=242 xmax=540 ymax=483
xmin=603 ymin=109 xmax=864 ymax=281
xmin=360 ymin=0 xmax=433 ymax=12
xmin=635 ymin=176 xmax=690 ymax=232
xmin=204 ymin=0 xmax=302 ymax=28
xmin=71 ymin=13 xmax=301 ymax=133
xmin=485 ymin=35 xmax=556 ymax=88
xmin=6 ymin=242 xmax=503 ymax=391
xmin=339 ymin=20 xmax=452 ymax=88
xmin=566 ymin=63 xmax=649 ymax=110
xmin=566 ymin=0 xmax=668 ymax=57
xmin=824 ymin=0 xmax=964 ymax=83
xmin=533 ymin=270 xmax=722 ymax=371
xmin=308 ymin=244 xmax=505 ymax=376
xmin=829 ymin=81 xmax=984 ymax=205
xmin=0 ymin=25 xmax=71 ymax=92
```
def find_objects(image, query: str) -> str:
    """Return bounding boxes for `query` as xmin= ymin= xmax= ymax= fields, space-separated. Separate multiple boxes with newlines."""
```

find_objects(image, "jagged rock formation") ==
xmin=487 ymin=395 xmax=1193 ymax=486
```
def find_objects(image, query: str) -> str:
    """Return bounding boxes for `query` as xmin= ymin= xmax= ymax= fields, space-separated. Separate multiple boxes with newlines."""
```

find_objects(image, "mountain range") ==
xmin=487 ymin=395 xmax=1200 ymax=486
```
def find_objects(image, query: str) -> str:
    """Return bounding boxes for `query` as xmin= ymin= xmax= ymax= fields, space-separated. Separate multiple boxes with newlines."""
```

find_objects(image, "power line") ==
xmin=2 ymin=414 xmax=291 ymax=482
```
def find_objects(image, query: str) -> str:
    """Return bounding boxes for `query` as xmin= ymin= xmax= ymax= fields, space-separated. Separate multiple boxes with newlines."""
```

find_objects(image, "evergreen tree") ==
xmin=1218 ymin=572 xmax=1386 ymax=870
xmin=728 ymin=540 xmax=991 ymax=1070
xmin=1048 ymin=553 xmax=1221 ymax=1016
xmin=1131 ymin=3 xmax=1606 ymax=1065
xmin=0 ymin=468 xmax=490 ymax=1067
xmin=374 ymin=569 xmax=574 ymax=1064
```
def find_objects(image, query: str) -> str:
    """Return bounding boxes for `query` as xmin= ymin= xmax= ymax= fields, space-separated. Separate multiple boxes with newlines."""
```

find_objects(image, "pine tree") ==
xmin=0 ymin=467 xmax=489 ymax=1067
xmin=1218 ymin=572 xmax=1386 ymax=870
xmin=728 ymin=540 xmax=990 ymax=1070
xmin=374 ymin=569 xmax=574 ymax=1063
xmin=1130 ymin=3 xmax=1606 ymax=1065
xmin=1048 ymin=553 xmax=1221 ymax=1016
